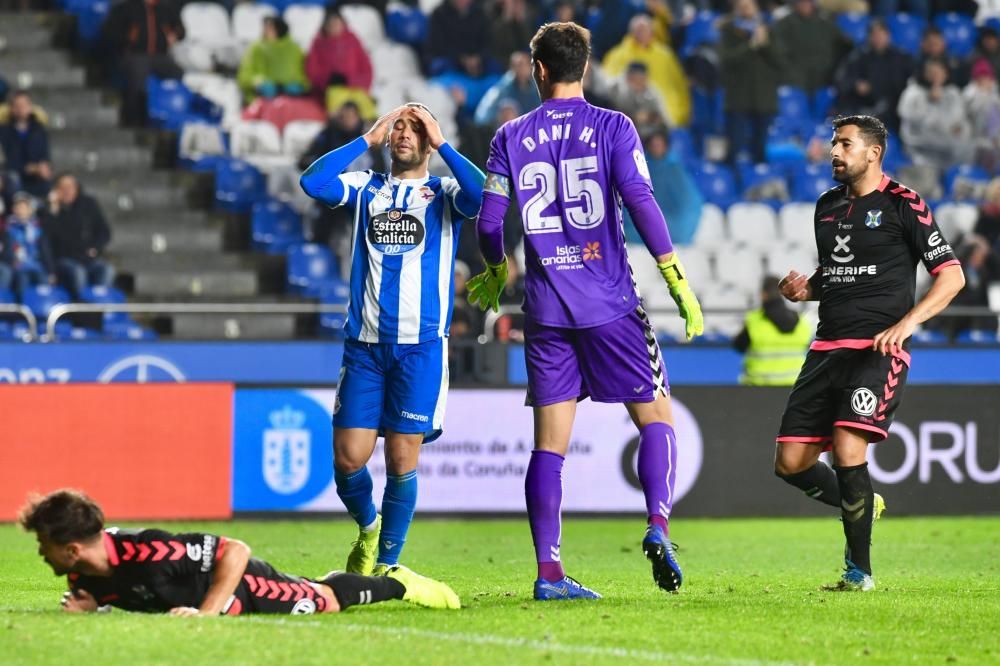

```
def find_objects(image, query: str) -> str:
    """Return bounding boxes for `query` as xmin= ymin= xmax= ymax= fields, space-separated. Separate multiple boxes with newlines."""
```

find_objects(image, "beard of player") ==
xmin=389 ymin=122 xmax=431 ymax=173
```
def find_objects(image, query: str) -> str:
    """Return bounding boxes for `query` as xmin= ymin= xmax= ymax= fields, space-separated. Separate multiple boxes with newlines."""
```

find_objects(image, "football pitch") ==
xmin=2 ymin=516 xmax=998 ymax=665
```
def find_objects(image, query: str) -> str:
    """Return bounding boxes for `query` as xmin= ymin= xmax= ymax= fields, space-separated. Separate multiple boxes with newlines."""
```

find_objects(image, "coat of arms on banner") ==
xmin=263 ymin=405 xmax=310 ymax=494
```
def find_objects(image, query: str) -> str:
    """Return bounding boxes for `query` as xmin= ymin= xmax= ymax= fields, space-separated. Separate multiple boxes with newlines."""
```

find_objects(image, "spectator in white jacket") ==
xmin=898 ymin=58 xmax=973 ymax=170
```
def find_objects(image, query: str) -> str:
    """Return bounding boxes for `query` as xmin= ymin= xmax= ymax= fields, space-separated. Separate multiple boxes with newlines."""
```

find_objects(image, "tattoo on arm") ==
xmin=484 ymin=173 xmax=511 ymax=198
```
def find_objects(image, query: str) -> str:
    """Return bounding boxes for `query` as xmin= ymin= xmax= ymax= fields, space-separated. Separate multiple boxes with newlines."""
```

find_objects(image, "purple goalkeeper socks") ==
xmin=638 ymin=422 xmax=677 ymax=536
xmin=525 ymin=449 xmax=566 ymax=582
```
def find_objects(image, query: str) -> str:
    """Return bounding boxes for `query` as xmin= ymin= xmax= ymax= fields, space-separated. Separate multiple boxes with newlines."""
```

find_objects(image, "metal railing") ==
xmin=41 ymin=302 xmax=348 ymax=343
xmin=11 ymin=300 xmax=996 ymax=343
xmin=0 ymin=304 xmax=38 ymax=341
xmin=478 ymin=304 xmax=1000 ymax=343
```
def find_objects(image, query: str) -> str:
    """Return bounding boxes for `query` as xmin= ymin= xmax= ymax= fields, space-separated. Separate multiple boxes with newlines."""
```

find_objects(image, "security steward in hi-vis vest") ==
xmin=733 ymin=276 xmax=812 ymax=385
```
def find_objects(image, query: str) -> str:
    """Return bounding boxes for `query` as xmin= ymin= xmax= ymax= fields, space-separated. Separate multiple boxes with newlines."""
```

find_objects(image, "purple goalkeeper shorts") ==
xmin=524 ymin=307 xmax=669 ymax=407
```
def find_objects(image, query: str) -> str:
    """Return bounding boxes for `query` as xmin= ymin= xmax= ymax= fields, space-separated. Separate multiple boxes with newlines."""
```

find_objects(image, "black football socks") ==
xmin=835 ymin=462 xmax=875 ymax=575
xmin=777 ymin=461 xmax=841 ymax=508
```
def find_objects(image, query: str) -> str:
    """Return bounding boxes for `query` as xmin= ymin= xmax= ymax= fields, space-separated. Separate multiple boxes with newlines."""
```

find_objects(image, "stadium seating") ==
xmin=836 ymin=12 xmax=869 ymax=44
xmin=934 ymin=13 xmax=977 ymax=58
xmin=386 ymin=5 xmax=429 ymax=46
xmin=285 ymin=4 xmax=325 ymax=51
xmin=693 ymin=161 xmax=738 ymax=209
xmin=318 ymin=280 xmax=351 ymax=336
xmin=935 ymin=202 xmax=979 ymax=241
xmin=778 ymin=202 xmax=817 ymax=247
xmin=691 ymin=203 xmax=727 ymax=249
xmin=282 ymin=119 xmax=323 ymax=159
xmin=22 ymin=285 xmax=72 ymax=320
xmin=252 ymin=200 xmax=304 ymax=253
xmin=232 ymin=2 xmax=276 ymax=54
xmin=287 ymin=243 xmax=341 ymax=295
xmin=945 ymin=164 xmax=991 ymax=202
xmin=728 ymin=202 xmax=778 ymax=249
xmin=887 ymin=13 xmax=926 ymax=55
xmin=681 ymin=10 xmax=720 ymax=57
xmin=179 ymin=2 xmax=238 ymax=70
xmin=80 ymin=285 xmax=130 ymax=326
xmin=215 ymin=158 xmax=267 ymax=212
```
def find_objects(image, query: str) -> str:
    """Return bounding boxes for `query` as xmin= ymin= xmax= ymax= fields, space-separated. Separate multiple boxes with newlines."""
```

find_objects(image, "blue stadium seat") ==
xmin=738 ymin=161 xmax=790 ymax=208
xmin=944 ymin=164 xmax=991 ymax=201
xmin=252 ymin=200 xmax=304 ymax=254
xmin=837 ymin=13 xmax=870 ymax=45
xmin=318 ymin=280 xmax=350 ymax=336
xmin=80 ymin=285 xmax=129 ymax=326
xmin=777 ymin=86 xmax=810 ymax=127
xmin=0 ymin=287 xmax=15 ymax=304
xmin=287 ymin=244 xmax=341 ymax=296
xmin=65 ymin=326 xmax=102 ymax=341
xmin=386 ymin=6 xmax=428 ymax=46
xmin=691 ymin=161 xmax=737 ymax=210
xmin=689 ymin=88 xmax=725 ymax=139
xmin=792 ymin=163 xmax=835 ymax=202
xmin=73 ymin=1 xmax=110 ymax=47
xmin=21 ymin=285 xmax=72 ymax=319
xmin=911 ymin=328 xmax=949 ymax=345
xmin=934 ymin=13 xmax=977 ymax=58
xmin=147 ymin=77 xmax=193 ymax=130
xmin=682 ymin=10 xmax=720 ymax=57
xmin=104 ymin=321 xmax=157 ymax=341
xmin=887 ymin=13 xmax=927 ymax=55
xmin=668 ymin=128 xmax=696 ymax=164
xmin=811 ymin=86 xmax=837 ymax=122
xmin=215 ymin=158 xmax=267 ymax=213
xmin=955 ymin=329 xmax=999 ymax=345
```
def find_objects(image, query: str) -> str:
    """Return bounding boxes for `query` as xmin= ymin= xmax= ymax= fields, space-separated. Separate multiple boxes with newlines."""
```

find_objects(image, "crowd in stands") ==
xmin=6 ymin=0 xmax=1000 ymax=342
xmin=0 ymin=85 xmax=117 ymax=339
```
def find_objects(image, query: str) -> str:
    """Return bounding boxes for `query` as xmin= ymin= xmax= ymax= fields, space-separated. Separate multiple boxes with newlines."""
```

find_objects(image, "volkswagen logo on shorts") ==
xmin=367 ymin=209 xmax=425 ymax=255
xmin=851 ymin=388 xmax=878 ymax=416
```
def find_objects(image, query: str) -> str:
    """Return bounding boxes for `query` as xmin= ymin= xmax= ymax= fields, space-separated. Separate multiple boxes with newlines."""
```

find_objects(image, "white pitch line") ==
xmin=241 ymin=616 xmax=805 ymax=666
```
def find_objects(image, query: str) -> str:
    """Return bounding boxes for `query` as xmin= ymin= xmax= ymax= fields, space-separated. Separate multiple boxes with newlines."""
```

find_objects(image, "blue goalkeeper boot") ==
xmin=642 ymin=524 xmax=682 ymax=592
xmin=533 ymin=576 xmax=602 ymax=601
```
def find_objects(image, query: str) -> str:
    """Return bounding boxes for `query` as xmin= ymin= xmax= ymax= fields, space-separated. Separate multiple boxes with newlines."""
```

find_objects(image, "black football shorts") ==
xmin=776 ymin=347 xmax=909 ymax=447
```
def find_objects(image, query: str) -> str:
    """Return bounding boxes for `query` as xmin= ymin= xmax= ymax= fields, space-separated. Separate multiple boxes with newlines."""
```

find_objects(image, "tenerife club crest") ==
xmin=865 ymin=209 xmax=883 ymax=229
xmin=263 ymin=406 xmax=310 ymax=494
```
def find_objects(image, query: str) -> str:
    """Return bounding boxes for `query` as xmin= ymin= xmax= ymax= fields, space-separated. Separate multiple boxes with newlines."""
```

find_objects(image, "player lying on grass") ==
xmin=20 ymin=489 xmax=460 ymax=615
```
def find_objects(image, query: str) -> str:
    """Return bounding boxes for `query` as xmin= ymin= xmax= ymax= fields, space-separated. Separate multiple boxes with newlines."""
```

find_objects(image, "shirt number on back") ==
xmin=519 ymin=157 xmax=606 ymax=234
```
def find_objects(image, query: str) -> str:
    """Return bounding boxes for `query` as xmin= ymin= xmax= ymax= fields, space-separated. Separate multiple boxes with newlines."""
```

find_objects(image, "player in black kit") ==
xmin=20 ymin=489 xmax=460 ymax=615
xmin=773 ymin=115 xmax=965 ymax=591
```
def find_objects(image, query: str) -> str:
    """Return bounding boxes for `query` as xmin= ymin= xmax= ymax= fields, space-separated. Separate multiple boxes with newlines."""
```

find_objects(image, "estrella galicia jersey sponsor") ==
xmin=331 ymin=170 xmax=473 ymax=343
xmin=68 ymin=529 xmax=329 ymax=615
xmin=486 ymin=98 xmax=650 ymax=329
xmin=810 ymin=175 xmax=960 ymax=343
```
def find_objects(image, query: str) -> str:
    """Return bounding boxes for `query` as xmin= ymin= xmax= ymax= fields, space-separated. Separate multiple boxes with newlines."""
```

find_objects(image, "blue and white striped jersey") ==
xmin=331 ymin=170 xmax=472 ymax=343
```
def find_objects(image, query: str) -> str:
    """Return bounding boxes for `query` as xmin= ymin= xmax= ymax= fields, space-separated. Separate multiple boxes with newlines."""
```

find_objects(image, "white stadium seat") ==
xmin=700 ymin=284 xmax=750 ymax=336
xmin=230 ymin=120 xmax=283 ymax=160
xmin=340 ymin=4 xmax=385 ymax=51
xmin=232 ymin=3 xmax=277 ymax=51
xmin=183 ymin=73 xmax=242 ymax=129
xmin=778 ymin=202 xmax=815 ymax=247
xmin=691 ymin=203 xmax=726 ymax=249
xmin=766 ymin=245 xmax=818 ymax=279
xmin=285 ymin=4 xmax=325 ymax=51
xmin=283 ymin=119 xmax=324 ymax=159
xmin=723 ymin=247 xmax=765 ymax=290
xmin=728 ymin=202 xmax=778 ymax=249
xmin=934 ymin=202 xmax=978 ymax=242
xmin=373 ymin=43 xmax=422 ymax=86
xmin=179 ymin=3 xmax=237 ymax=69
xmin=678 ymin=246 xmax=713 ymax=285
xmin=179 ymin=122 xmax=226 ymax=162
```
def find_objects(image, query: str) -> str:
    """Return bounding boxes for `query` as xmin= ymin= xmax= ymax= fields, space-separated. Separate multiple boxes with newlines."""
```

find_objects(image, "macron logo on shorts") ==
xmin=400 ymin=410 xmax=429 ymax=423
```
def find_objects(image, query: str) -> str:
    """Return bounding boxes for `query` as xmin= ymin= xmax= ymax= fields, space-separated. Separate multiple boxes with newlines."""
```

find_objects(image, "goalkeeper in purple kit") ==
xmin=470 ymin=22 xmax=704 ymax=600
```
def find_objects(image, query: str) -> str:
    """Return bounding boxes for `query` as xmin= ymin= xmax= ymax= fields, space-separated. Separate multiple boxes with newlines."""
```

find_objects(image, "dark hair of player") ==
xmin=832 ymin=115 xmax=887 ymax=162
xmin=18 ymin=489 xmax=105 ymax=545
xmin=529 ymin=22 xmax=591 ymax=83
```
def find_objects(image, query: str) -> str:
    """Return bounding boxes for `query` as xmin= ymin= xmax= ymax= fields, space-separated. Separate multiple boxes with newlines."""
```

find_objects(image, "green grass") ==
xmin=2 ymin=517 xmax=998 ymax=665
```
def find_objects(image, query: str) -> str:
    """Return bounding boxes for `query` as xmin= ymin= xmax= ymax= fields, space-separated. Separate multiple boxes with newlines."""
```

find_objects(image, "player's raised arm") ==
xmin=299 ymin=107 xmax=406 ymax=206
xmin=406 ymin=104 xmax=485 ymax=216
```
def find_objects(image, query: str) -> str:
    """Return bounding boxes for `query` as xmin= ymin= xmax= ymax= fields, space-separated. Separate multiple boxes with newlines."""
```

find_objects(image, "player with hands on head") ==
xmin=774 ymin=114 xmax=964 ymax=592
xmin=300 ymin=102 xmax=484 ymax=580
xmin=473 ymin=21 xmax=702 ymax=601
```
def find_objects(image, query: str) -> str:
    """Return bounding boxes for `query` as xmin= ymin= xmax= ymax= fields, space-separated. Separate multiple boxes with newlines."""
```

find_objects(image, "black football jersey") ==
xmin=807 ymin=176 xmax=960 ymax=342
xmin=68 ymin=528 xmax=227 ymax=613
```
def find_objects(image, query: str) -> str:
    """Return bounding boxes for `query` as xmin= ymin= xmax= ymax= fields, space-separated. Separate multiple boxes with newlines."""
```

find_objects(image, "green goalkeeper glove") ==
xmin=657 ymin=254 xmax=704 ymax=341
xmin=467 ymin=258 xmax=509 ymax=313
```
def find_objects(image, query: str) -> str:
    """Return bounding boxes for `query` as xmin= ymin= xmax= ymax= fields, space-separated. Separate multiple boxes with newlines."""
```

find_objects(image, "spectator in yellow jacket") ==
xmin=237 ymin=16 xmax=309 ymax=103
xmin=602 ymin=14 xmax=690 ymax=127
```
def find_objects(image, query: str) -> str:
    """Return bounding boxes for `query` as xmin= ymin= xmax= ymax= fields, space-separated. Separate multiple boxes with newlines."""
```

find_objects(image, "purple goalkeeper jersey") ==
xmin=486 ymin=97 xmax=652 ymax=328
